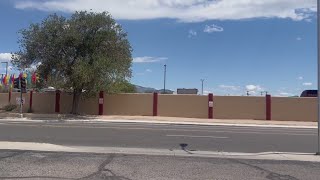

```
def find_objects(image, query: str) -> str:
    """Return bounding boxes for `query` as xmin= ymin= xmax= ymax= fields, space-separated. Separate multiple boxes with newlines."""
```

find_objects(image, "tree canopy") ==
xmin=12 ymin=11 xmax=133 ymax=114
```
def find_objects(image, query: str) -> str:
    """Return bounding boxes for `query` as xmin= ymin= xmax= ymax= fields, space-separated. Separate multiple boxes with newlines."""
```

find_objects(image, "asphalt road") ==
xmin=0 ymin=150 xmax=320 ymax=180
xmin=0 ymin=120 xmax=317 ymax=153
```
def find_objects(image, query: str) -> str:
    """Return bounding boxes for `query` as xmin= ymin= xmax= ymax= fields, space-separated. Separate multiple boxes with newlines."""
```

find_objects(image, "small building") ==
xmin=300 ymin=90 xmax=317 ymax=97
xmin=177 ymin=88 xmax=198 ymax=95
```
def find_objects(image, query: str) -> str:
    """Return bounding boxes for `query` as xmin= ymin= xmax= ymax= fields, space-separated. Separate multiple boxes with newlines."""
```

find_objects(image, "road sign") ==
xmin=16 ymin=97 xmax=25 ymax=105
xmin=208 ymin=101 xmax=213 ymax=108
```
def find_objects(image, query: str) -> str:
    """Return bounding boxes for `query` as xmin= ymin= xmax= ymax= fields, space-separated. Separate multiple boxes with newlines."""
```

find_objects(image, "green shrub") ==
xmin=3 ymin=104 xmax=17 ymax=112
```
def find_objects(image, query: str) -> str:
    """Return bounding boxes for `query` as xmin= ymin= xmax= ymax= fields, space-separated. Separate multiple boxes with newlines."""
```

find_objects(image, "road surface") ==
xmin=0 ymin=120 xmax=317 ymax=153
xmin=0 ymin=150 xmax=320 ymax=180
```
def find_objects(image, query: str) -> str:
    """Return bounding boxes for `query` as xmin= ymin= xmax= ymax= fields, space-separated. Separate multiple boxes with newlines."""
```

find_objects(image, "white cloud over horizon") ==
xmin=303 ymin=82 xmax=313 ymax=86
xmin=0 ymin=53 xmax=12 ymax=62
xmin=133 ymin=56 xmax=168 ymax=63
xmin=14 ymin=0 xmax=316 ymax=22
xmin=188 ymin=30 xmax=197 ymax=38
xmin=246 ymin=85 xmax=263 ymax=91
xmin=219 ymin=85 xmax=240 ymax=91
xmin=204 ymin=24 xmax=224 ymax=33
xmin=297 ymin=76 xmax=304 ymax=80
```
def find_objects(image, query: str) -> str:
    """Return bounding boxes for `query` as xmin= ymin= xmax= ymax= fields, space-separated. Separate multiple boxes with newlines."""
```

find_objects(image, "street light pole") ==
xmin=201 ymin=79 xmax=204 ymax=95
xmin=317 ymin=0 xmax=320 ymax=155
xmin=163 ymin=64 xmax=167 ymax=94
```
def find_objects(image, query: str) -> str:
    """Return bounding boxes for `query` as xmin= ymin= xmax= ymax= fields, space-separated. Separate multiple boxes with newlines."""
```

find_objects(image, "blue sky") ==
xmin=0 ymin=0 xmax=317 ymax=96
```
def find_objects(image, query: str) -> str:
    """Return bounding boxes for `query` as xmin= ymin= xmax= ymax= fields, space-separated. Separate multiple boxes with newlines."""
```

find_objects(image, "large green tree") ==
xmin=12 ymin=11 xmax=133 ymax=114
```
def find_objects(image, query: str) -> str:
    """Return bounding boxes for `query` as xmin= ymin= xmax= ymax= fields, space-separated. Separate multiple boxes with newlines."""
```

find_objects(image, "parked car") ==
xmin=300 ymin=90 xmax=317 ymax=97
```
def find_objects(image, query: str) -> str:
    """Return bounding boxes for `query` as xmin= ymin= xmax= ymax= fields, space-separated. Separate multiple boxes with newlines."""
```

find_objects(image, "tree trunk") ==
xmin=71 ymin=89 xmax=81 ymax=114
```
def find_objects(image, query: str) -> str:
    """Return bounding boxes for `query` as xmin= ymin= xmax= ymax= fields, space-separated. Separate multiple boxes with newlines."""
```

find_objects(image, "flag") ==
xmin=19 ymin=73 xmax=23 ymax=79
xmin=32 ymin=72 xmax=37 ymax=84
xmin=0 ymin=74 xmax=3 ymax=85
xmin=27 ymin=72 xmax=32 ymax=85
xmin=11 ymin=74 xmax=15 ymax=85
xmin=3 ymin=74 xmax=7 ymax=85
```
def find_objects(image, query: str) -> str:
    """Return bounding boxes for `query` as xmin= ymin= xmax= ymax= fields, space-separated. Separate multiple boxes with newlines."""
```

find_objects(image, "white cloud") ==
xmin=146 ymin=69 xmax=152 ymax=73
xmin=303 ymin=82 xmax=312 ymax=86
xmin=0 ymin=53 xmax=11 ymax=62
xmin=296 ymin=37 xmax=302 ymax=41
xmin=203 ymin=90 xmax=212 ymax=95
xmin=204 ymin=24 xmax=224 ymax=33
xmin=246 ymin=85 xmax=263 ymax=91
xmin=188 ymin=30 xmax=197 ymax=38
xmin=277 ymin=92 xmax=294 ymax=97
xmin=133 ymin=56 xmax=168 ymax=63
xmin=297 ymin=76 xmax=303 ymax=80
xmin=14 ymin=0 xmax=316 ymax=22
xmin=219 ymin=85 xmax=240 ymax=91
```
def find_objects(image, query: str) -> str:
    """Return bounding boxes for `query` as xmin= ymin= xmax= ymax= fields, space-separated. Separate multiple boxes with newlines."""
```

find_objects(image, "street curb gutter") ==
xmin=1 ymin=141 xmax=320 ymax=162
xmin=0 ymin=113 xmax=317 ymax=129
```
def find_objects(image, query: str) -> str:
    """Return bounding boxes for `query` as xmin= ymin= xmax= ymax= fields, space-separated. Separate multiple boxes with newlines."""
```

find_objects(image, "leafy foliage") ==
xmin=12 ymin=11 xmax=133 ymax=113
xmin=2 ymin=104 xmax=17 ymax=112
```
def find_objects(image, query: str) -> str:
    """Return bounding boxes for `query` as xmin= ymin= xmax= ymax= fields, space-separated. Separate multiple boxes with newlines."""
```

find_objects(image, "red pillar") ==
xmin=266 ymin=95 xmax=271 ymax=120
xmin=8 ymin=91 xmax=11 ymax=103
xmin=208 ymin=93 xmax=213 ymax=119
xmin=99 ymin=91 xmax=104 ymax=115
xmin=55 ymin=90 xmax=61 ymax=113
xmin=29 ymin=90 xmax=33 ymax=111
xmin=153 ymin=93 xmax=158 ymax=116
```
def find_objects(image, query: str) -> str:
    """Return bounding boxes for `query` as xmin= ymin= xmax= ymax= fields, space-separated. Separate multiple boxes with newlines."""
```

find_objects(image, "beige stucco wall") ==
xmin=272 ymin=97 xmax=316 ymax=122
xmin=104 ymin=93 xmax=153 ymax=116
xmin=158 ymin=95 xmax=208 ymax=118
xmin=0 ymin=93 xmax=8 ymax=108
xmin=60 ymin=93 xmax=73 ymax=114
xmin=1 ymin=92 xmax=318 ymax=122
xmin=10 ymin=92 xmax=31 ymax=112
xmin=32 ymin=92 xmax=55 ymax=114
xmin=214 ymin=96 xmax=266 ymax=120
xmin=79 ymin=96 xmax=99 ymax=115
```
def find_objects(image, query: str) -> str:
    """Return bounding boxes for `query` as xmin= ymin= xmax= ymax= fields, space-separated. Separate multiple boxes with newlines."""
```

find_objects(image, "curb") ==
xmin=0 ymin=118 xmax=317 ymax=129
xmin=0 ymin=113 xmax=317 ymax=129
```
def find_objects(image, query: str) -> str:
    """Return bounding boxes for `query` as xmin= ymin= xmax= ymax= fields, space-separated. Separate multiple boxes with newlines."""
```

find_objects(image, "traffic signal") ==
xmin=14 ymin=78 xmax=20 ymax=89
xmin=21 ymin=78 xmax=26 ymax=92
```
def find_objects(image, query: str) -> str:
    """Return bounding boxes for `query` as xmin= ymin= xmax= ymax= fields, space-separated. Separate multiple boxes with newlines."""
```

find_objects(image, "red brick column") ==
xmin=99 ymin=91 xmax=104 ymax=115
xmin=208 ymin=93 xmax=214 ymax=119
xmin=8 ymin=91 xmax=11 ymax=103
xmin=266 ymin=95 xmax=271 ymax=120
xmin=55 ymin=90 xmax=61 ymax=113
xmin=153 ymin=93 xmax=158 ymax=116
xmin=29 ymin=90 xmax=33 ymax=111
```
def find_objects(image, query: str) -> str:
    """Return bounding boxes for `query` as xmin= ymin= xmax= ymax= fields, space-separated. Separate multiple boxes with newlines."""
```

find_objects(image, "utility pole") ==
xmin=163 ymin=64 xmax=167 ymax=94
xmin=201 ymin=79 xmax=205 ymax=95
xmin=317 ymin=0 xmax=320 ymax=155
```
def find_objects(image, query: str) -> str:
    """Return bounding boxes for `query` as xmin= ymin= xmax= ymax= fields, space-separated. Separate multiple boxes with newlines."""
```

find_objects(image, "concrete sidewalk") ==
xmin=0 ymin=113 xmax=317 ymax=128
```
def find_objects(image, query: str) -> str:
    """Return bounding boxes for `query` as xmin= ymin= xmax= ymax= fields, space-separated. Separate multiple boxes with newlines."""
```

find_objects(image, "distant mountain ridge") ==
xmin=134 ymin=85 xmax=174 ymax=94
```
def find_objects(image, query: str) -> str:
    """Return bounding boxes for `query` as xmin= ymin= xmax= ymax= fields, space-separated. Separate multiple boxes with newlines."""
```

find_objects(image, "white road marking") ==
xmin=166 ymin=135 xmax=229 ymax=139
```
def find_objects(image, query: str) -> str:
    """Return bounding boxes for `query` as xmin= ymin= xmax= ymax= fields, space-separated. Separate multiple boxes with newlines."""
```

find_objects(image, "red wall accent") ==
xmin=55 ymin=90 xmax=61 ymax=113
xmin=99 ymin=91 xmax=104 ymax=115
xmin=153 ymin=93 xmax=158 ymax=116
xmin=208 ymin=93 xmax=213 ymax=119
xmin=8 ymin=91 xmax=11 ymax=103
xmin=266 ymin=95 xmax=271 ymax=120
xmin=29 ymin=91 xmax=33 ymax=111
